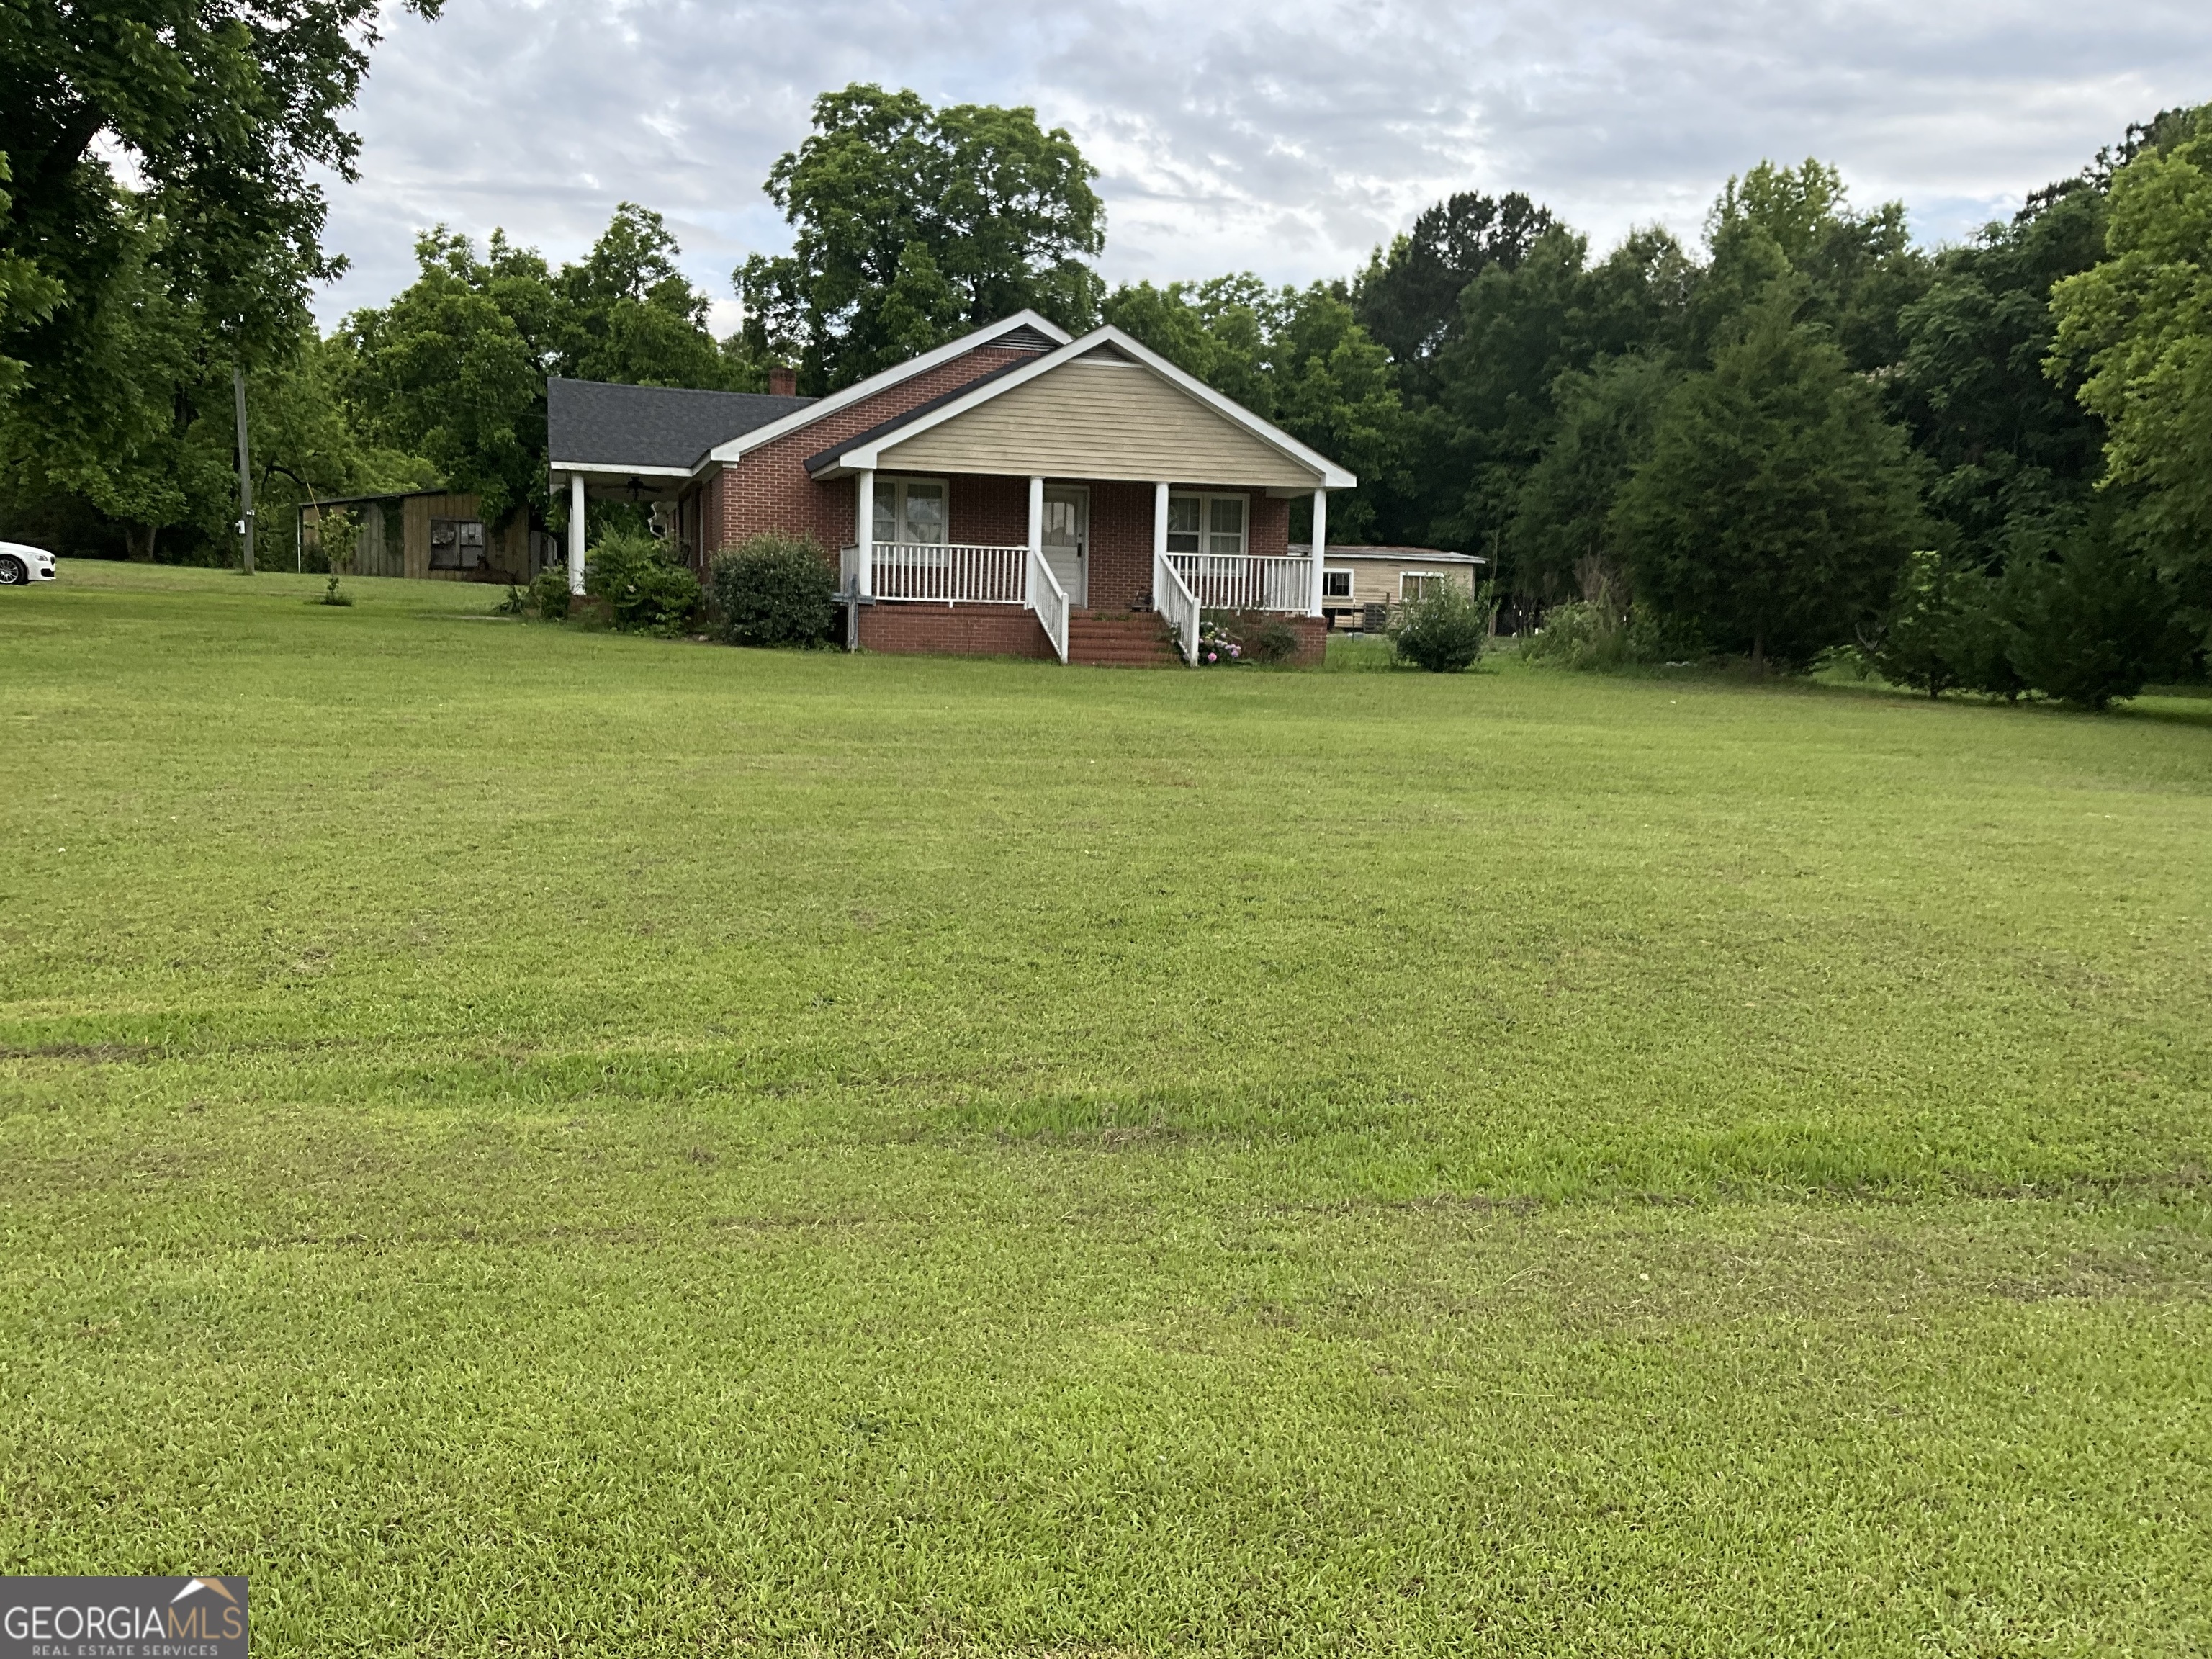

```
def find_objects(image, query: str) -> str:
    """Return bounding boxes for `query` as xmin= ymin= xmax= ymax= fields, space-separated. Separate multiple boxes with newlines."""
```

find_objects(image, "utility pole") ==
xmin=233 ymin=365 xmax=256 ymax=574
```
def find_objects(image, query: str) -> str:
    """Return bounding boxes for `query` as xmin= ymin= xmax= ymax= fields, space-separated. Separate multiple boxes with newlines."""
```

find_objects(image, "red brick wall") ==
xmin=709 ymin=346 xmax=1033 ymax=569
xmin=950 ymin=475 xmax=1028 ymax=547
xmin=1250 ymin=493 xmax=1290 ymax=558
xmin=1215 ymin=611 xmax=1328 ymax=667
xmin=857 ymin=603 xmax=1054 ymax=659
xmin=1085 ymin=481 xmax=1153 ymax=611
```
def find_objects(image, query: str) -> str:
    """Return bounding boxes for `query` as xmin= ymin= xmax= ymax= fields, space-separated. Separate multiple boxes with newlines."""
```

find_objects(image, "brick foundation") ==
xmin=853 ymin=601 xmax=1324 ymax=667
xmin=1210 ymin=610 xmax=1328 ymax=667
xmin=857 ymin=603 xmax=1056 ymax=659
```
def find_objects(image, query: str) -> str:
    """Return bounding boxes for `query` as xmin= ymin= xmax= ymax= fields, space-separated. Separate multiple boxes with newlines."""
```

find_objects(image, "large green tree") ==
xmin=2049 ymin=105 xmax=2212 ymax=631
xmin=1352 ymin=192 xmax=1555 ymax=396
xmin=1507 ymin=351 xmax=1678 ymax=601
xmin=4 ymin=211 xmax=228 ymax=559
xmin=1894 ymin=179 xmax=2110 ymax=570
xmin=1 ymin=0 xmax=441 ymax=561
xmin=1614 ymin=285 xmax=1927 ymax=667
xmin=338 ymin=205 xmax=736 ymax=530
xmin=1406 ymin=223 xmax=1698 ymax=562
xmin=2 ymin=213 xmax=426 ymax=562
xmin=1 ymin=0 xmax=441 ymax=391
xmin=554 ymin=204 xmax=736 ymax=389
xmin=738 ymin=85 xmax=1105 ymax=391
xmin=1693 ymin=160 xmax=1930 ymax=372
xmin=338 ymin=230 xmax=554 ymax=531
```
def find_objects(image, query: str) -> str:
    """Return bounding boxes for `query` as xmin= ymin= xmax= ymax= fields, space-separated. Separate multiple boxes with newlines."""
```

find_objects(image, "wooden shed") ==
xmin=299 ymin=490 xmax=547 ymax=583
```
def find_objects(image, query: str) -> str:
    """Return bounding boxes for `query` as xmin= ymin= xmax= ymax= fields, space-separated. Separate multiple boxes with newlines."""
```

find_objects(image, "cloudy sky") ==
xmin=313 ymin=0 xmax=2212 ymax=331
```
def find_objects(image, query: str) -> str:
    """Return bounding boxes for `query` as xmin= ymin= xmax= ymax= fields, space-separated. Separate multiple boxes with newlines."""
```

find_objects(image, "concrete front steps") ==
xmin=1066 ymin=608 xmax=1184 ymax=668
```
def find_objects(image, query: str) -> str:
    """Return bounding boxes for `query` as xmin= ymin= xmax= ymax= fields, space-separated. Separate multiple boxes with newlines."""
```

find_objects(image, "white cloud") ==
xmin=313 ymin=0 xmax=2212 ymax=325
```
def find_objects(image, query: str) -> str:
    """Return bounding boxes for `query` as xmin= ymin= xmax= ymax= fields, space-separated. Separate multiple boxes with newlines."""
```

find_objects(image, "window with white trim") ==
xmin=1166 ymin=493 xmax=1246 ymax=557
xmin=1321 ymin=568 xmax=1353 ymax=599
xmin=873 ymin=478 xmax=947 ymax=547
xmin=1401 ymin=571 xmax=1446 ymax=601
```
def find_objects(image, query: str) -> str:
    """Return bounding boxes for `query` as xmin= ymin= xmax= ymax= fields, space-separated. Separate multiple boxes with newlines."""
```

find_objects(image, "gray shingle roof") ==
xmin=547 ymin=378 xmax=815 ymax=472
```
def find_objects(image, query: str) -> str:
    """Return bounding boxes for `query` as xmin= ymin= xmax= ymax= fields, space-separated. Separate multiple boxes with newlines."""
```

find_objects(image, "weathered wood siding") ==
xmin=401 ymin=493 xmax=476 ymax=580
xmin=878 ymin=359 xmax=1319 ymax=487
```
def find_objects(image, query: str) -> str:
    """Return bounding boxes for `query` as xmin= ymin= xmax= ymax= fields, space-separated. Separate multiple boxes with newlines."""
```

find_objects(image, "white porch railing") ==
xmin=1154 ymin=551 xmax=1200 ymax=666
xmin=883 ymin=540 xmax=1028 ymax=603
xmin=1025 ymin=546 xmax=1070 ymax=663
xmin=844 ymin=541 xmax=1028 ymax=603
xmin=1166 ymin=553 xmax=1313 ymax=613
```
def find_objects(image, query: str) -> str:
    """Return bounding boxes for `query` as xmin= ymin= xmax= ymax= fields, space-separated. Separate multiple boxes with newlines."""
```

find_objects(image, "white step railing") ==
xmin=1154 ymin=551 xmax=1200 ymax=665
xmin=1166 ymin=553 xmax=1313 ymax=613
xmin=857 ymin=541 xmax=1028 ymax=603
xmin=1026 ymin=546 xmax=1070 ymax=664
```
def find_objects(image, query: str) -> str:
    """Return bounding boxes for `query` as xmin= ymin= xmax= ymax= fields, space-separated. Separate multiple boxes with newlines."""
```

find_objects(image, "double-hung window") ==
xmin=1401 ymin=572 xmax=1445 ymax=602
xmin=873 ymin=478 xmax=948 ymax=552
xmin=1166 ymin=493 xmax=1246 ymax=559
xmin=1321 ymin=569 xmax=1353 ymax=600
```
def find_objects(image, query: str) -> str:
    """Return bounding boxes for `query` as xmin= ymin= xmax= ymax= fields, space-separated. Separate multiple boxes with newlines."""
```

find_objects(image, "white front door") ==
xmin=1041 ymin=485 xmax=1088 ymax=608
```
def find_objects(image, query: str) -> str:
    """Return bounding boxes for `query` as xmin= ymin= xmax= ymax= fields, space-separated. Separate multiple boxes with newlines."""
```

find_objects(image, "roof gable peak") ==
xmin=701 ymin=310 xmax=1074 ymax=468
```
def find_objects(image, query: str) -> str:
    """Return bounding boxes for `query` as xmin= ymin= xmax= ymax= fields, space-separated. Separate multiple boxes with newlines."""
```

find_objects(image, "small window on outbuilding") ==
xmin=1401 ymin=571 xmax=1445 ymax=601
xmin=1321 ymin=569 xmax=1353 ymax=599
xmin=430 ymin=518 xmax=487 ymax=570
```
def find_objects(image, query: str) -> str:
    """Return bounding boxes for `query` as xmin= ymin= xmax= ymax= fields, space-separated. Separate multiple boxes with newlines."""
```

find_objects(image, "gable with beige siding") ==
xmin=878 ymin=357 xmax=1321 ymax=488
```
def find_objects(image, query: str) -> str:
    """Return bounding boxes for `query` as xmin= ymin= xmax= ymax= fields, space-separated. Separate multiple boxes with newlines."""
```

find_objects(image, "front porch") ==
xmin=835 ymin=473 xmax=1332 ymax=666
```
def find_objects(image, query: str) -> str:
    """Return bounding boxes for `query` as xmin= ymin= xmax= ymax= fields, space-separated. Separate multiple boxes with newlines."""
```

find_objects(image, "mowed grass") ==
xmin=1 ymin=562 xmax=2208 ymax=1656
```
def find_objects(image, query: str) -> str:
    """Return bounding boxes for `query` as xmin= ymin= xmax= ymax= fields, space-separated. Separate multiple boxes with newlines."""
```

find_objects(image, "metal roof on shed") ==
xmin=547 ymin=378 xmax=815 ymax=472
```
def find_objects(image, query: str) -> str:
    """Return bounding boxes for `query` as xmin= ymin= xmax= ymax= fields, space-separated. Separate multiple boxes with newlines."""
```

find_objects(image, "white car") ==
xmin=0 ymin=541 xmax=57 ymax=585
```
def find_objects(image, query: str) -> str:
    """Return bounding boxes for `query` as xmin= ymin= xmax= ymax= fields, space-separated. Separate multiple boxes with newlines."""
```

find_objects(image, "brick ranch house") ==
xmin=545 ymin=312 xmax=1356 ymax=666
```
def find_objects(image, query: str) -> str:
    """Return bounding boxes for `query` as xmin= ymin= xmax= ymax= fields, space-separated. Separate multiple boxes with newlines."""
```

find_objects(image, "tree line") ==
xmin=4 ymin=40 xmax=2208 ymax=702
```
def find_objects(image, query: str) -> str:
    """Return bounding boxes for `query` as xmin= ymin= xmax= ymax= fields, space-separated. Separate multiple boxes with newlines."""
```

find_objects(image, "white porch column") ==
xmin=567 ymin=472 xmax=586 ymax=595
xmin=855 ymin=469 xmax=876 ymax=598
xmin=1152 ymin=481 xmax=1169 ymax=604
xmin=1308 ymin=487 xmax=1328 ymax=616
xmin=1026 ymin=474 xmax=1045 ymax=606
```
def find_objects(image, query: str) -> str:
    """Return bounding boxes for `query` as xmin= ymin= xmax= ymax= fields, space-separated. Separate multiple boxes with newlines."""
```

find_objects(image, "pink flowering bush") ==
xmin=1197 ymin=617 xmax=1242 ymax=665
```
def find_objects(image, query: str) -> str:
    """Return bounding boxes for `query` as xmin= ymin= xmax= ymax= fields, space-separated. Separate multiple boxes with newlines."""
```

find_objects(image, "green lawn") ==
xmin=3 ymin=562 xmax=2208 ymax=1656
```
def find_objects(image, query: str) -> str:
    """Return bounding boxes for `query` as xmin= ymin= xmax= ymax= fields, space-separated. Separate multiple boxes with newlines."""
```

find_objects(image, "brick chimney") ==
xmin=768 ymin=364 xmax=796 ymax=397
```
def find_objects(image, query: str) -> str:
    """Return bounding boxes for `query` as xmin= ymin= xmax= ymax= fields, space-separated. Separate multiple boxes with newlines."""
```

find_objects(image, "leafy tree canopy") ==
xmin=1352 ymin=192 xmax=1555 ymax=391
xmin=1 ymin=0 xmax=441 ymax=389
xmin=1614 ymin=284 xmax=1928 ymax=667
xmin=1694 ymin=160 xmax=1930 ymax=371
xmin=1893 ymin=179 xmax=2110 ymax=569
xmin=739 ymin=85 xmax=1105 ymax=391
xmin=338 ymin=206 xmax=738 ymax=529
xmin=1 ymin=210 xmax=429 ymax=562
xmin=2049 ymin=104 xmax=2212 ymax=627
xmin=339 ymin=230 xmax=552 ymax=531
xmin=1400 ymin=224 xmax=1696 ymax=559
xmin=1508 ymin=351 xmax=1679 ymax=602
xmin=555 ymin=204 xmax=734 ymax=388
